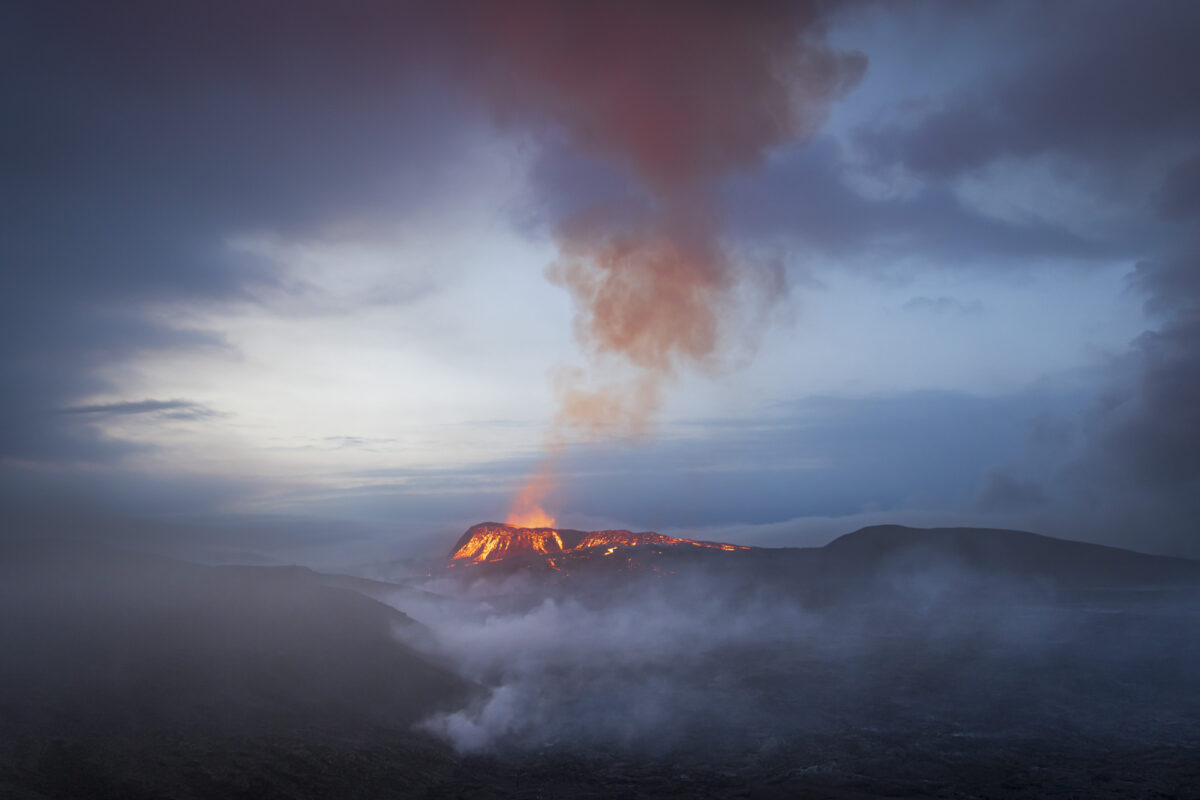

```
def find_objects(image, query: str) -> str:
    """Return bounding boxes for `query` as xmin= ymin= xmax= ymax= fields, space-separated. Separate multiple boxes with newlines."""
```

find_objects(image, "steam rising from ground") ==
xmin=394 ymin=563 xmax=1200 ymax=758
xmin=401 ymin=579 xmax=822 ymax=753
xmin=3 ymin=534 xmax=1199 ymax=797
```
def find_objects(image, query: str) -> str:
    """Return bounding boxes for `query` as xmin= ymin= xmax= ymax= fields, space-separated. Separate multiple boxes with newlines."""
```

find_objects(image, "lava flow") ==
xmin=449 ymin=522 xmax=751 ymax=564
xmin=449 ymin=524 xmax=567 ymax=562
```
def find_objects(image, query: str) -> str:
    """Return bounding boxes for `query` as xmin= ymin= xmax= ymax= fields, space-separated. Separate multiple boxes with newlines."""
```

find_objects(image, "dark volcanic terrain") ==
xmin=3 ymin=526 xmax=1200 ymax=798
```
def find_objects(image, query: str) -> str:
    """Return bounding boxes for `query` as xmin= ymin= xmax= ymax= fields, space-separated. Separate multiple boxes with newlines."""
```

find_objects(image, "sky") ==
xmin=2 ymin=0 xmax=1199 ymax=562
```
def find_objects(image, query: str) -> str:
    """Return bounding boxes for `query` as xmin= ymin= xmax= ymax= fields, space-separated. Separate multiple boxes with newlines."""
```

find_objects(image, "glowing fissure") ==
xmin=449 ymin=522 xmax=750 ymax=563
xmin=576 ymin=530 xmax=686 ymax=550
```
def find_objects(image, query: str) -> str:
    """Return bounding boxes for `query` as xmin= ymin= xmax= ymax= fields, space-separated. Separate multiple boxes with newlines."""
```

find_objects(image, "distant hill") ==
xmin=441 ymin=521 xmax=1200 ymax=600
xmin=822 ymin=525 xmax=1200 ymax=586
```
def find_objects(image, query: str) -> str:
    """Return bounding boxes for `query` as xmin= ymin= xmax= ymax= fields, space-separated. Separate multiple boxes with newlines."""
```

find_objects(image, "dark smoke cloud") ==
xmin=440 ymin=1 xmax=867 ymax=523
xmin=458 ymin=1 xmax=861 ymax=191
xmin=454 ymin=0 xmax=865 ymax=434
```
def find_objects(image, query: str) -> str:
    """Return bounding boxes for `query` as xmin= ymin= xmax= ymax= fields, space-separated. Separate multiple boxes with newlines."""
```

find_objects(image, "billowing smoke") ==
xmin=393 ymin=536 xmax=1200 ymax=759
xmin=450 ymin=0 xmax=866 ymax=516
xmin=504 ymin=458 xmax=556 ymax=528
xmin=399 ymin=577 xmax=828 ymax=754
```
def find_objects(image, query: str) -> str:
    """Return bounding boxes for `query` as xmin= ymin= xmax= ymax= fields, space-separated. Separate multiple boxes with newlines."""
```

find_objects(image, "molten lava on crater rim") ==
xmin=448 ymin=522 xmax=751 ymax=564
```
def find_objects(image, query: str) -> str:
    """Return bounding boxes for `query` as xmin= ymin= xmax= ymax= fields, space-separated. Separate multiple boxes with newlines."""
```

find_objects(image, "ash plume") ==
xmin=505 ymin=459 xmax=557 ymax=529
xmin=489 ymin=0 xmax=863 ymax=430
xmin=454 ymin=0 xmax=866 ymax=515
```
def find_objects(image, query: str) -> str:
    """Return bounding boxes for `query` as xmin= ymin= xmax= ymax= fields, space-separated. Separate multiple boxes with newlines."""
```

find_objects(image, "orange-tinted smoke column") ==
xmin=507 ymin=460 xmax=556 ymax=528
xmin=462 ymin=1 xmax=867 ymax=521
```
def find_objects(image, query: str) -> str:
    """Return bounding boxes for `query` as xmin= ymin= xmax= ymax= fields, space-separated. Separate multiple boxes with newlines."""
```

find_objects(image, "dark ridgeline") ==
xmin=820 ymin=524 xmax=1200 ymax=584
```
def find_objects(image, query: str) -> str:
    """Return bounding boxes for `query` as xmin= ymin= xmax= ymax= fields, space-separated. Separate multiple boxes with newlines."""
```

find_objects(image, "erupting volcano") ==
xmin=449 ymin=522 xmax=751 ymax=563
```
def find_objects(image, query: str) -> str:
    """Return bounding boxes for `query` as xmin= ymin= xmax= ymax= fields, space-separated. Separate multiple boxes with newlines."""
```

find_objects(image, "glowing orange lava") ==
xmin=448 ymin=522 xmax=752 ymax=564
xmin=507 ymin=504 xmax=555 ymax=529
xmin=450 ymin=523 xmax=565 ymax=562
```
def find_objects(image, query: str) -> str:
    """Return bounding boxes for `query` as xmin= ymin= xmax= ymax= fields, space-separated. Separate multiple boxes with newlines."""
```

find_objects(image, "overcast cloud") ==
xmin=2 ymin=0 xmax=1199 ymax=557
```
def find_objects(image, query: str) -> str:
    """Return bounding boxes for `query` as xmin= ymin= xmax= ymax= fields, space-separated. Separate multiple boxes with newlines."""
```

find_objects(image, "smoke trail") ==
xmin=506 ymin=456 xmax=557 ymax=528
xmin=457 ymin=0 xmax=866 ymax=518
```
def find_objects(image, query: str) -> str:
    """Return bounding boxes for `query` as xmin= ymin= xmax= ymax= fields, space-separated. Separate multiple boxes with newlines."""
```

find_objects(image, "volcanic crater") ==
xmin=449 ymin=522 xmax=751 ymax=563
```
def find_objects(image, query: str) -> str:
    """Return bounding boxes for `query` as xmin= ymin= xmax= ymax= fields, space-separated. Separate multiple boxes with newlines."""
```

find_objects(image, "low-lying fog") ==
xmin=394 ymin=550 xmax=1200 ymax=760
xmin=3 ymin=530 xmax=1199 ymax=798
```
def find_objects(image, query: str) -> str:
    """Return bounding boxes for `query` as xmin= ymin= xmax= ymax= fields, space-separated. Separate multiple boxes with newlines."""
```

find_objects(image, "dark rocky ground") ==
xmin=2 ymin=531 xmax=1199 ymax=799
xmin=6 ymin=716 xmax=1197 ymax=799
